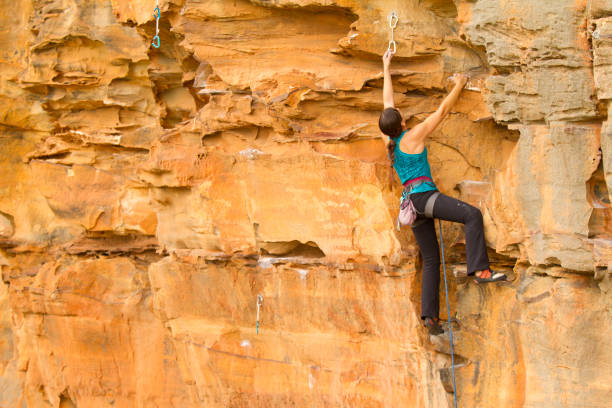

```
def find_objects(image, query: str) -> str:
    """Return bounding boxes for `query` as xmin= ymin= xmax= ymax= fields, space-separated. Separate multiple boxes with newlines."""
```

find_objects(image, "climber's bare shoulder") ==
xmin=398 ymin=128 xmax=426 ymax=155
xmin=400 ymin=108 xmax=444 ymax=154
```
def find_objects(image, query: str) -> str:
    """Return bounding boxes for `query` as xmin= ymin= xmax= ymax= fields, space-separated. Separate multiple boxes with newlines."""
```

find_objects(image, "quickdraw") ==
xmin=592 ymin=27 xmax=612 ymax=40
xmin=387 ymin=11 xmax=398 ymax=54
xmin=152 ymin=0 xmax=160 ymax=48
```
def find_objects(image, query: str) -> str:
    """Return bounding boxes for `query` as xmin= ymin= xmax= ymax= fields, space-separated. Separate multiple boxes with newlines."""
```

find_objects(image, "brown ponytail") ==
xmin=386 ymin=138 xmax=397 ymax=188
xmin=379 ymin=107 xmax=403 ymax=189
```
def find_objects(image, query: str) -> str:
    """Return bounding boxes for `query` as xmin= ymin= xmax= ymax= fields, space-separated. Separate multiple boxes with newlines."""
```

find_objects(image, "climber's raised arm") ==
xmin=409 ymin=74 xmax=468 ymax=143
xmin=382 ymin=49 xmax=395 ymax=109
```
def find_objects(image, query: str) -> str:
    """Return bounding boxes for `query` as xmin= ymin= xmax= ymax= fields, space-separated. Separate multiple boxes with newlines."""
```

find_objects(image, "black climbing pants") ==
xmin=409 ymin=190 xmax=490 ymax=320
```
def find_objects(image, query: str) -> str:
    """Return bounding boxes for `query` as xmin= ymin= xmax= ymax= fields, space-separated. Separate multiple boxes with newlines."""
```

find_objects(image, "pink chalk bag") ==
xmin=396 ymin=176 xmax=440 ymax=230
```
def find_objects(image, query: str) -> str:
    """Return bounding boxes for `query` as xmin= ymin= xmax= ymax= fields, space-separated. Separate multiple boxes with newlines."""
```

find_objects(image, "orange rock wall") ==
xmin=0 ymin=0 xmax=611 ymax=407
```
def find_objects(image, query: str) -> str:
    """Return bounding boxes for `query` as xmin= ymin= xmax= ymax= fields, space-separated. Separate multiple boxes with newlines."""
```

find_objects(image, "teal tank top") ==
xmin=393 ymin=130 xmax=438 ymax=194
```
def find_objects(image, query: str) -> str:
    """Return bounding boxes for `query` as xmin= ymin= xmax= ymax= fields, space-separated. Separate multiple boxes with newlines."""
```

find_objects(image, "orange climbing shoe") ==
xmin=424 ymin=317 xmax=444 ymax=335
xmin=473 ymin=269 xmax=507 ymax=284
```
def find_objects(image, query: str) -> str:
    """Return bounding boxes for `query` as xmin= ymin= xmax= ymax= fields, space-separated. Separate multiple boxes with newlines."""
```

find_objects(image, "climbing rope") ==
xmin=387 ymin=11 xmax=398 ymax=54
xmin=439 ymin=219 xmax=458 ymax=408
xmin=256 ymin=294 xmax=263 ymax=334
xmin=152 ymin=0 xmax=160 ymax=48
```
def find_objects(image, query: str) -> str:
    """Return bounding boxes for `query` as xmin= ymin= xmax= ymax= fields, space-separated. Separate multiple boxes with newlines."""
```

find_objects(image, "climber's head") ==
xmin=378 ymin=107 xmax=404 ymax=139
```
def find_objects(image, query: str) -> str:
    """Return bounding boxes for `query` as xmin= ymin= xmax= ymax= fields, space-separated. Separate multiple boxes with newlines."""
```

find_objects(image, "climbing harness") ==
xmin=256 ymin=294 xmax=263 ymax=334
xmin=396 ymin=176 xmax=438 ymax=231
xmin=439 ymin=219 xmax=458 ymax=408
xmin=387 ymin=11 xmax=398 ymax=54
xmin=152 ymin=0 xmax=160 ymax=48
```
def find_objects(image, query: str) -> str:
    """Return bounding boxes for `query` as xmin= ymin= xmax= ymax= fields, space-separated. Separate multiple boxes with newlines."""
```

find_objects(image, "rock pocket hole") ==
xmin=59 ymin=390 xmax=76 ymax=408
xmin=587 ymin=157 xmax=611 ymax=238
xmin=259 ymin=240 xmax=325 ymax=258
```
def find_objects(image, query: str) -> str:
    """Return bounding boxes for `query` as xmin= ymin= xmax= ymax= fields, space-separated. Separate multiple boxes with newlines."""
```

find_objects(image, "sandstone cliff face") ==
xmin=0 ymin=0 xmax=611 ymax=407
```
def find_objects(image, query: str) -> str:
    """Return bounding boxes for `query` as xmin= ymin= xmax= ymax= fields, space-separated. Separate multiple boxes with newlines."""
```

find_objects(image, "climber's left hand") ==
xmin=382 ymin=48 xmax=394 ymax=68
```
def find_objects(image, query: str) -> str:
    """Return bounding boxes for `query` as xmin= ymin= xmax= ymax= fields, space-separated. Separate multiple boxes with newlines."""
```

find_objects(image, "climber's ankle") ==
xmin=475 ymin=269 xmax=491 ymax=278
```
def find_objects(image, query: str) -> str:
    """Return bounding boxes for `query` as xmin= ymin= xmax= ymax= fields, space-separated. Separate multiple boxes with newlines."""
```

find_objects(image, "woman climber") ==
xmin=379 ymin=49 xmax=507 ymax=336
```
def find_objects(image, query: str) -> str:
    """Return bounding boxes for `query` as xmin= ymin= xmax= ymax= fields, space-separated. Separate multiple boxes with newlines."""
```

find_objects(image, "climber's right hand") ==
xmin=451 ymin=73 xmax=469 ymax=88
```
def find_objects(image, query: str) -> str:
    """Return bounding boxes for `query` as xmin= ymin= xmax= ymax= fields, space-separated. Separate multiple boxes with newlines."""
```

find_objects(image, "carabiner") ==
xmin=152 ymin=35 xmax=160 ymax=48
xmin=388 ymin=40 xmax=396 ymax=54
xmin=154 ymin=6 xmax=160 ymax=20
xmin=388 ymin=11 xmax=398 ymax=29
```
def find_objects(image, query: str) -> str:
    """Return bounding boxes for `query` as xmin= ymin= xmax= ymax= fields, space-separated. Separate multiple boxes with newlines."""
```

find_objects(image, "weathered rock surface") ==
xmin=0 ymin=0 xmax=611 ymax=407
